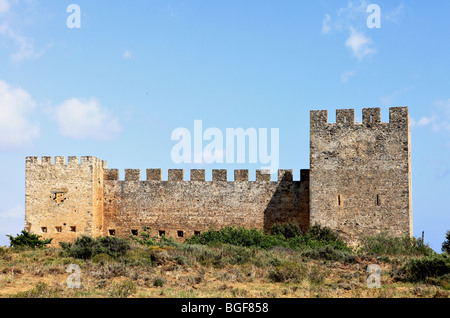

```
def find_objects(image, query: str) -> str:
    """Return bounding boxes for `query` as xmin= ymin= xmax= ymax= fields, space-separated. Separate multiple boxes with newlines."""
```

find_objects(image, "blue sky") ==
xmin=0 ymin=0 xmax=449 ymax=251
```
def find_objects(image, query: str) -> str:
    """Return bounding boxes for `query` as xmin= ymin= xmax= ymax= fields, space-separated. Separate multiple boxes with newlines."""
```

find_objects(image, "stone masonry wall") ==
xmin=24 ymin=106 xmax=412 ymax=246
xmin=102 ymin=169 xmax=310 ymax=241
xmin=25 ymin=156 xmax=106 ymax=245
xmin=309 ymin=107 xmax=412 ymax=244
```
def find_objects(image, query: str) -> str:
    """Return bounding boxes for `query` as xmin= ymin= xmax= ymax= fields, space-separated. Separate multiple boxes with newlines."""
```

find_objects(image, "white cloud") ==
xmin=345 ymin=27 xmax=376 ymax=61
xmin=123 ymin=50 xmax=133 ymax=59
xmin=0 ymin=0 xmax=10 ymax=14
xmin=53 ymin=97 xmax=122 ymax=140
xmin=0 ymin=80 xmax=39 ymax=149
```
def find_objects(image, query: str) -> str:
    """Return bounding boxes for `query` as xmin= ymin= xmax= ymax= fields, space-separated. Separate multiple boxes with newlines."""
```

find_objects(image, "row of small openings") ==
xmin=41 ymin=225 xmax=76 ymax=233
xmin=337 ymin=195 xmax=382 ymax=206
xmin=108 ymin=229 xmax=201 ymax=238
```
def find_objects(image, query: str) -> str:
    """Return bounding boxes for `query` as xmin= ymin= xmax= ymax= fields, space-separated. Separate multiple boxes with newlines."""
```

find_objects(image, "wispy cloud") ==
xmin=381 ymin=87 xmax=411 ymax=105
xmin=340 ymin=70 xmax=356 ymax=83
xmin=0 ymin=80 xmax=39 ymax=149
xmin=415 ymin=99 xmax=450 ymax=134
xmin=0 ymin=22 xmax=46 ymax=62
xmin=321 ymin=0 xmax=404 ymax=62
xmin=321 ymin=14 xmax=332 ymax=34
xmin=0 ymin=205 xmax=23 ymax=219
xmin=0 ymin=0 xmax=10 ymax=14
xmin=52 ymin=97 xmax=122 ymax=141
xmin=345 ymin=27 xmax=376 ymax=61
xmin=123 ymin=50 xmax=133 ymax=59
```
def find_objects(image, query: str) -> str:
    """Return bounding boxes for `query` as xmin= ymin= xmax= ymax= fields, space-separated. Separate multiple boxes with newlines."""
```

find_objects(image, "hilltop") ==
xmin=0 ymin=225 xmax=449 ymax=298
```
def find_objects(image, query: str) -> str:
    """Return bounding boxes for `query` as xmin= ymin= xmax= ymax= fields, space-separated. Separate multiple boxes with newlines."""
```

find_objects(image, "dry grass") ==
xmin=0 ymin=244 xmax=448 ymax=298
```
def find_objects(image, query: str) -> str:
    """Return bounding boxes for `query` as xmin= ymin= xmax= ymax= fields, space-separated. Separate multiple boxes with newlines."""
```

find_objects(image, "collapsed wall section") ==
xmin=102 ymin=169 xmax=310 ymax=240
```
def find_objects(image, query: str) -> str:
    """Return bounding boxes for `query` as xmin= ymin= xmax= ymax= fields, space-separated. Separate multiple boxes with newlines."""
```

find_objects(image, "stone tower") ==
xmin=25 ymin=156 xmax=106 ymax=245
xmin=309 ymin=107 xmax=412 ymax=243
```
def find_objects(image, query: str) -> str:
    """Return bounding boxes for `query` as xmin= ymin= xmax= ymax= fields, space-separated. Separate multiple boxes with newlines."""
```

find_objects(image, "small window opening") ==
xmin=70 ymin=226 xmax=76 ymax=232
xmin=337 ymin=195 xmax=343 ymax=207
xmin=41 ymin=227 xmax=47 ymax=233
xmin=109 ymin=229 xmax=116 ymax=236
xmin=376 ymin=194 xmax=381 ymax=206
xmin=159 ymin=230 xmax=166 ymax=237
xmin=55 ymin=226 xmax=62 ymax=233
xmin=131 ymin=229 xmax=138 ymax=236
xmin=194 ymin=231 xmax=201 ymax=236
xmin=370 ymin=115 xmax=373 ymax=123
xmin=177 ymin=230 xmax=184 ymax=238
xmin=343 ymin=116 xmax=347 ymax=123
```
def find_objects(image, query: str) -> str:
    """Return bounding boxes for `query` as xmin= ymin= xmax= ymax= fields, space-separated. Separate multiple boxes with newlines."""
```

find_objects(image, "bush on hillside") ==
xmin=395 ymin=253 xmax=450 ymax=286
xmin=358 ymin=232 xmax=434 ymax=256
xmin=59 ymin=235 xmax=130 ymax=259
xmin=442 ymin=230 xmax=450 ymax=254
xmin=7 ymin=230 xmax=53 ymax=249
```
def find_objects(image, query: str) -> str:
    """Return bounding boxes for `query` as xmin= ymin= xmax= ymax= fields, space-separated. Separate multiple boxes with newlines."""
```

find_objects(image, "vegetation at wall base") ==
xmin=2 ymin=226 xmax=449 ymax=298
xmin=6 ymin=230 xmax=53 ymax=249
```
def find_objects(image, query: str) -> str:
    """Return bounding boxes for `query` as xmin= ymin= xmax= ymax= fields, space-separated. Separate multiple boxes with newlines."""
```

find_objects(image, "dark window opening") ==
xmin=109 ymin=229 xmax=116 ymax=236
xmin=376 ymin=194 xmax=381 ymax=206
xmin=70 ymin=226 xmax=76 ymax=232
xmin=159 ymin=230 xmax=165 ymax=237
xmin=177 ymin=231 xmax=184 ymax=238
xmin=194 ymin=231 xmax=201 ymax=236
xmin=131 ymin=229 xmax=138 ymax=236
xmin=337 ymin=195 xmax=343 ymax=207
xmin=55 ymin=226 xmax=62 ymax=233
xmin=41 ymin=227 xmax=47 ymax=233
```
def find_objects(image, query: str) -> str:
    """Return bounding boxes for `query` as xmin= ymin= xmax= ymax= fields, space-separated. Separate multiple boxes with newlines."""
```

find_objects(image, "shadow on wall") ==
xmin=263 ymin=169 xmax=310 ymax=234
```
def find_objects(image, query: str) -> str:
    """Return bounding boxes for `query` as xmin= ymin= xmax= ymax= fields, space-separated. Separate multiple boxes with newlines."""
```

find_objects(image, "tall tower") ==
xmin=309 ymin=107 xmax=412 ymax=243
xmin=25 ymin=156 xmax=106 ymax=245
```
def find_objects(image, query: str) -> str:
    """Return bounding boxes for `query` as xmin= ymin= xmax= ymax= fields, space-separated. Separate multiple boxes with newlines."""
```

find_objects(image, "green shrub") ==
xmin=268 ymin=261 xmax=306 ymax=283
xmin=185 ymin=225 xmax=352 ymax=255
xmin=185 ymin=226 xmax=283 ymax=249
xmin=302 ymin=245 xmax=356 ymax=264
xmin=271 ymin=222 xmax=303 ymax=239
xmin=305 ymin=223 xmax=340 ymax=243
xmin=359 ymin=232 xmax=434 ymax=256
xmin=153 ymin=277 xmax=165 ymax=287
xmin=7 ymin=230 xmax=52 ymax=249
xmin=10 ymin=282 xmax=58 ymax=298
xmin=268 ymin=261 xmax=326 ymax=285
xmin=109 ymin=280 xmax=136 ymax=298
xmin=130 ymin=226 xmax=175 ymax=246
xmin=395 ymin=254 xmax=450 ymax=283
xmin=442 ymin=230 xmax=450 ymax=254
xmin=59 ymin=235 xmax=130 ymax=259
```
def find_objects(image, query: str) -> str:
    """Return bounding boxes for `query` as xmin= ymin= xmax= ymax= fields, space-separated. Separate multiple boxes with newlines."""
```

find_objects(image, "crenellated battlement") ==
xmin=310 ymin=107 xmax=409 ymax=126
xmin=104 ymin=168 xmax=310 ymax=182
xmin=26 ymin=156 xmax=107 ymax=169
xmin=24 ymin=106 xmax=411 ymax=245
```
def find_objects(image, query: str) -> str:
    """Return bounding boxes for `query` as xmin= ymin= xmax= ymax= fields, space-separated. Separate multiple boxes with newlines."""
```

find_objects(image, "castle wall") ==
xmin=309 ymin=107 xmax=412 ymax=243
xmin=102 ymin=169 xmax=310 ymax=240
xmin=25 ymin=156 xmax=106 ymax=245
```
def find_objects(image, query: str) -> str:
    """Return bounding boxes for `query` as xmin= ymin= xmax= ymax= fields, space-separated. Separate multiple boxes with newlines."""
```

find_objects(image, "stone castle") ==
xmin=25 ymin=107 xmax=412 ymax=245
